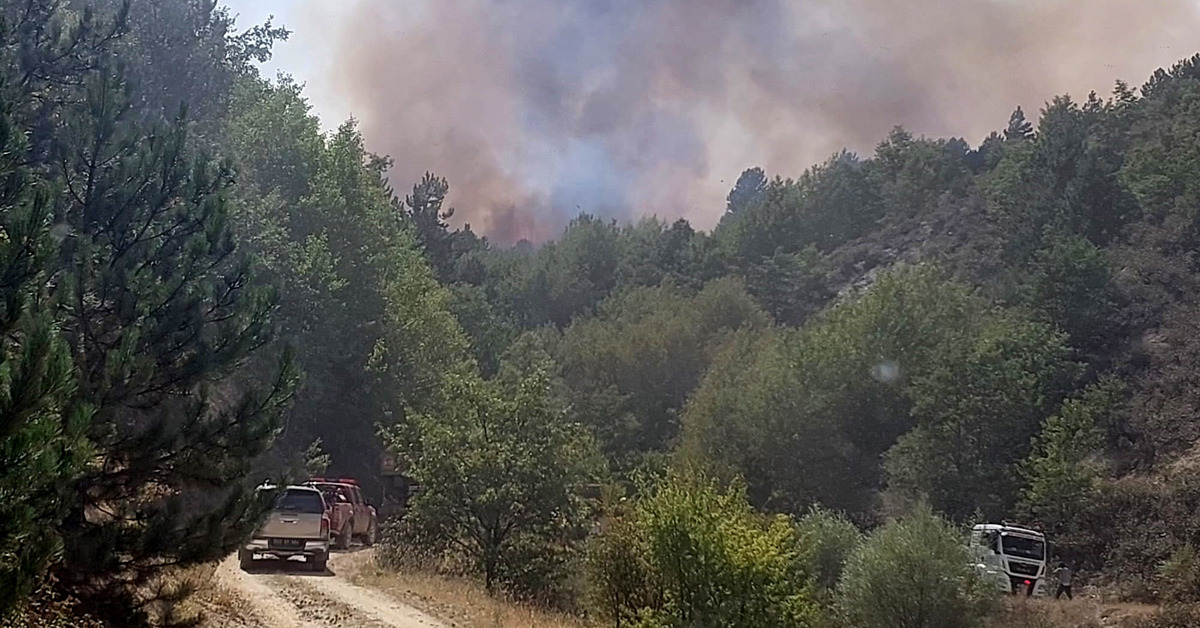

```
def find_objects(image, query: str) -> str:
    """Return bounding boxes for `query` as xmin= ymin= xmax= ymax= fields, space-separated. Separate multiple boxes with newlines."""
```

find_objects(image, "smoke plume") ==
xmin=328 ymin=0 xmax=1200 ymax=243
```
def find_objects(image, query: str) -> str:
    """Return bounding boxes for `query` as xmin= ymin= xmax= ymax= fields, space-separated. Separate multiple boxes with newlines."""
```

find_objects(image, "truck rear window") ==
xmin=312 ymin=483 xmax=352 ymax=504
xmin=275 ymin=489 xmax=325 ymax=514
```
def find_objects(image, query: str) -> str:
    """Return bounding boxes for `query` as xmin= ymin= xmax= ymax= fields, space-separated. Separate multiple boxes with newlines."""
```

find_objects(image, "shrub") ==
xmin=1018 ymin=379 xmax=1118 ymax=569
xmin=795 ymin=506 xmax=862 ymax=600
xmin=1135 ymin=604 xmax=1200 ymax=628
xmin=585 ymin=470 xmax=818 ymax=628
xmin=837 ymin=505 xmax=996 ymax=628
xmin=585 ymin=515 xmax=658 ymax=626
xmin=375 ymin=517 xmax=440 ymax=572
xmin=380 ymin=368 xmax=598 ymax=598
xmin=983 ymin=598 xmax=1103 ymax=628
xmin=3 ymin=585 xmax=105 ymax=628
xmin=494 ymin=534 xmax=585 ymax=608
xmin=1078 ymin=472 xmax=1200 ymax=597
xmin=1159 ymin=544 xmax=1200 ymax=603
xmin=983 ymin=601 xmax=1055 ymax=628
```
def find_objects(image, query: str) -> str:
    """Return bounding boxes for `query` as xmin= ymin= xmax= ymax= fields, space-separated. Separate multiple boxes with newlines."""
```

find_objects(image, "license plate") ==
xmin=268 ymin=538 xmax=304 ymax=549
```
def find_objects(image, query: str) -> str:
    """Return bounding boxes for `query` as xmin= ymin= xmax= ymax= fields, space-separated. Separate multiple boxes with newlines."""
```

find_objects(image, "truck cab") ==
xmin=969 ymin=523 xmax=1048 ymax=596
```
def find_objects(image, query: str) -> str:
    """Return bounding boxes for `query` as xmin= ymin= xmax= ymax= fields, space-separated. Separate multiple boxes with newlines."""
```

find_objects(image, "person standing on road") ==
xmin=1053 ymin=562 xmax=1073 ymax=600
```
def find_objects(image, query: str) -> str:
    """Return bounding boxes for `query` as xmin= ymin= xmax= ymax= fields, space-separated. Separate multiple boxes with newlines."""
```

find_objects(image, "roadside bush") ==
xmin=585 ymin=470 xmax=818 ymax=628
xmin=837 ymin=505 xmax=996 ymax=628
xmin=375 ymin=517 xmax=440 ymax=571
xmin=795 ymin=506 xmax=862 ymax=599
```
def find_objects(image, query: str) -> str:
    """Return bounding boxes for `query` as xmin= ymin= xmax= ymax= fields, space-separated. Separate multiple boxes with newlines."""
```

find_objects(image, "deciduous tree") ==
xmin=384 ymin=366 xmax=597 ymax=594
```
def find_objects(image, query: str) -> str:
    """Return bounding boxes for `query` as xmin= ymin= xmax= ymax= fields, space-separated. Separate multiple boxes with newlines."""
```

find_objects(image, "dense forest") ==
xmin=8 ymin=0 xmax=1200 ymax=626
xmin=422 ymin=58 xmax=1200 ymax=593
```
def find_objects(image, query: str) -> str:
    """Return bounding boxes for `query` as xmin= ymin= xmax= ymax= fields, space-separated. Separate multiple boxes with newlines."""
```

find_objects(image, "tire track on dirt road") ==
xmin=215 ymin=550 xmax=445 ymax=628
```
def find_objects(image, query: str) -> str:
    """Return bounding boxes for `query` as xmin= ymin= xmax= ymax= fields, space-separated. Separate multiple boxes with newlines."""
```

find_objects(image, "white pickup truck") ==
xmin=239 ymin=485 xmax=331 ymax=572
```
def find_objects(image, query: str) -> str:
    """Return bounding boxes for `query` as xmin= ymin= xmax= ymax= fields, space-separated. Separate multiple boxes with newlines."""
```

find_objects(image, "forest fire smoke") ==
xmin=330 ymin=0 xmax=1200 ymax=243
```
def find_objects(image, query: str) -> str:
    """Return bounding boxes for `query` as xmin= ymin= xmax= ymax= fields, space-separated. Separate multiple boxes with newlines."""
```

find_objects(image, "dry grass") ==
xmin=159 ymin=563 xmax=262 ymax=628
xmin=351 ymin=558 xmax=590 ymax=628
xmin=3 ymin=586 xmax=106 ymax=628
xmin=352 ymin=552 xmax=1162 ymax=628
xmin=190 ymin=577 xmax=263 ymax=628
xmin=987 ymin=595 xmax=1158 ymax=628
xmin=7 ymin=565 xmax=248 ymax=628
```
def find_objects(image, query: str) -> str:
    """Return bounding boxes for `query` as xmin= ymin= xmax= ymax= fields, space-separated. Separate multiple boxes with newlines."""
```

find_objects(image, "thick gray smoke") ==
xmin=327 ymin=0 xmax=1200 ymax=243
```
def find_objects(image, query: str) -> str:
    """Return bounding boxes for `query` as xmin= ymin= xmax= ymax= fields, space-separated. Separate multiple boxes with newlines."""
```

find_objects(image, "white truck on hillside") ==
xmin=969 ymin=523 xmax=1049 ymax=596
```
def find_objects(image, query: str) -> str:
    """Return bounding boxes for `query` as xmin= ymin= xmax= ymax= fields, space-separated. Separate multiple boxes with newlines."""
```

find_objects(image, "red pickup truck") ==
xmin=305 ymin=478 xmax=378 ymax=549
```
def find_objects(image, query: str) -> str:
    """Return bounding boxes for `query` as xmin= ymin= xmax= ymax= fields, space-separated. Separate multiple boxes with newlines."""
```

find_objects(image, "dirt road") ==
xmin=203 ymin=550 xmax=445 ymax=628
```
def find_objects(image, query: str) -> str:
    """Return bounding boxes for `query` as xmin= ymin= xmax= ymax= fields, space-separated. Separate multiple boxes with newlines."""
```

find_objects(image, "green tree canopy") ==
xmin=684 ymin=265 xmax=1076 ymax=518
xmin=555 ymin=277 xmax=769 ymax=472
xmin=0 ymin=73 xmax=90 ymax=616
xmin=382 ymin=365 xmax=598 ymax=594
xmin=586 ymin=470 xmax=819 ymax=628
xmin=838 ymin=505 xmax=995 ymax=628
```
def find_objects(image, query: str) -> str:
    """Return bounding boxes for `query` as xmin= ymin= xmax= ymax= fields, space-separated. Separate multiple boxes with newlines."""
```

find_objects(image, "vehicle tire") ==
xmin=238 ymin=548 xmax=253 ymax=571
xmin=336 ymin=521 xmax=351 ymax=550
xmin=363 ymin=518 xmax=377 ymax=547
xmin=311 ymin=551 xmax=327 ymax=573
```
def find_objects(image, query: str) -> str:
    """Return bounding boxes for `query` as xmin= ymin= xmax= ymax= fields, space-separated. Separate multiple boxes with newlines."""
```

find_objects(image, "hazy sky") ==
xmin=223 ymin=0 xmax=351 ymax=125
xmin=222 ymin=1 xmax=1200 ymax=244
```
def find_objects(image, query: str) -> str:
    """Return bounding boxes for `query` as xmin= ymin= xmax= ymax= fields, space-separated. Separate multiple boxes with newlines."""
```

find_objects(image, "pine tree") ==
xmin=724 ymin=166 xmax=768 ymax=218
xmin=0 ymin=61 xmax=91 ymax=618
xmin=404 ymin=171 xmax=458 ymax=280
xmin=1 ymin=0 xmax=129 ymax=168
xmin=1004 ymin=106 xmax=1035 ymax=141
xmin=972 ymin=131 xmax=1005 ymax=171
xmin=1 ymin=9 xmax=299 ymax=613
xmin=47 ymin=62 xmax=297 ymax=612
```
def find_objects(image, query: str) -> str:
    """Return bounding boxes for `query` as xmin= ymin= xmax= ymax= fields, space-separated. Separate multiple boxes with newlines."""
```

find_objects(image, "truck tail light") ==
xmin=321 ymin=517 xmax=329 ymax=537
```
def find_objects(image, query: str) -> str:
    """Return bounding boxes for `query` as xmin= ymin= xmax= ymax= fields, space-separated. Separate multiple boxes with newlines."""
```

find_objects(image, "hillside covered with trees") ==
xmin=7 ymin=0 xmax=1200 ymax=626
xmin=421 ymin=57 xmax=1200 ymax=591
